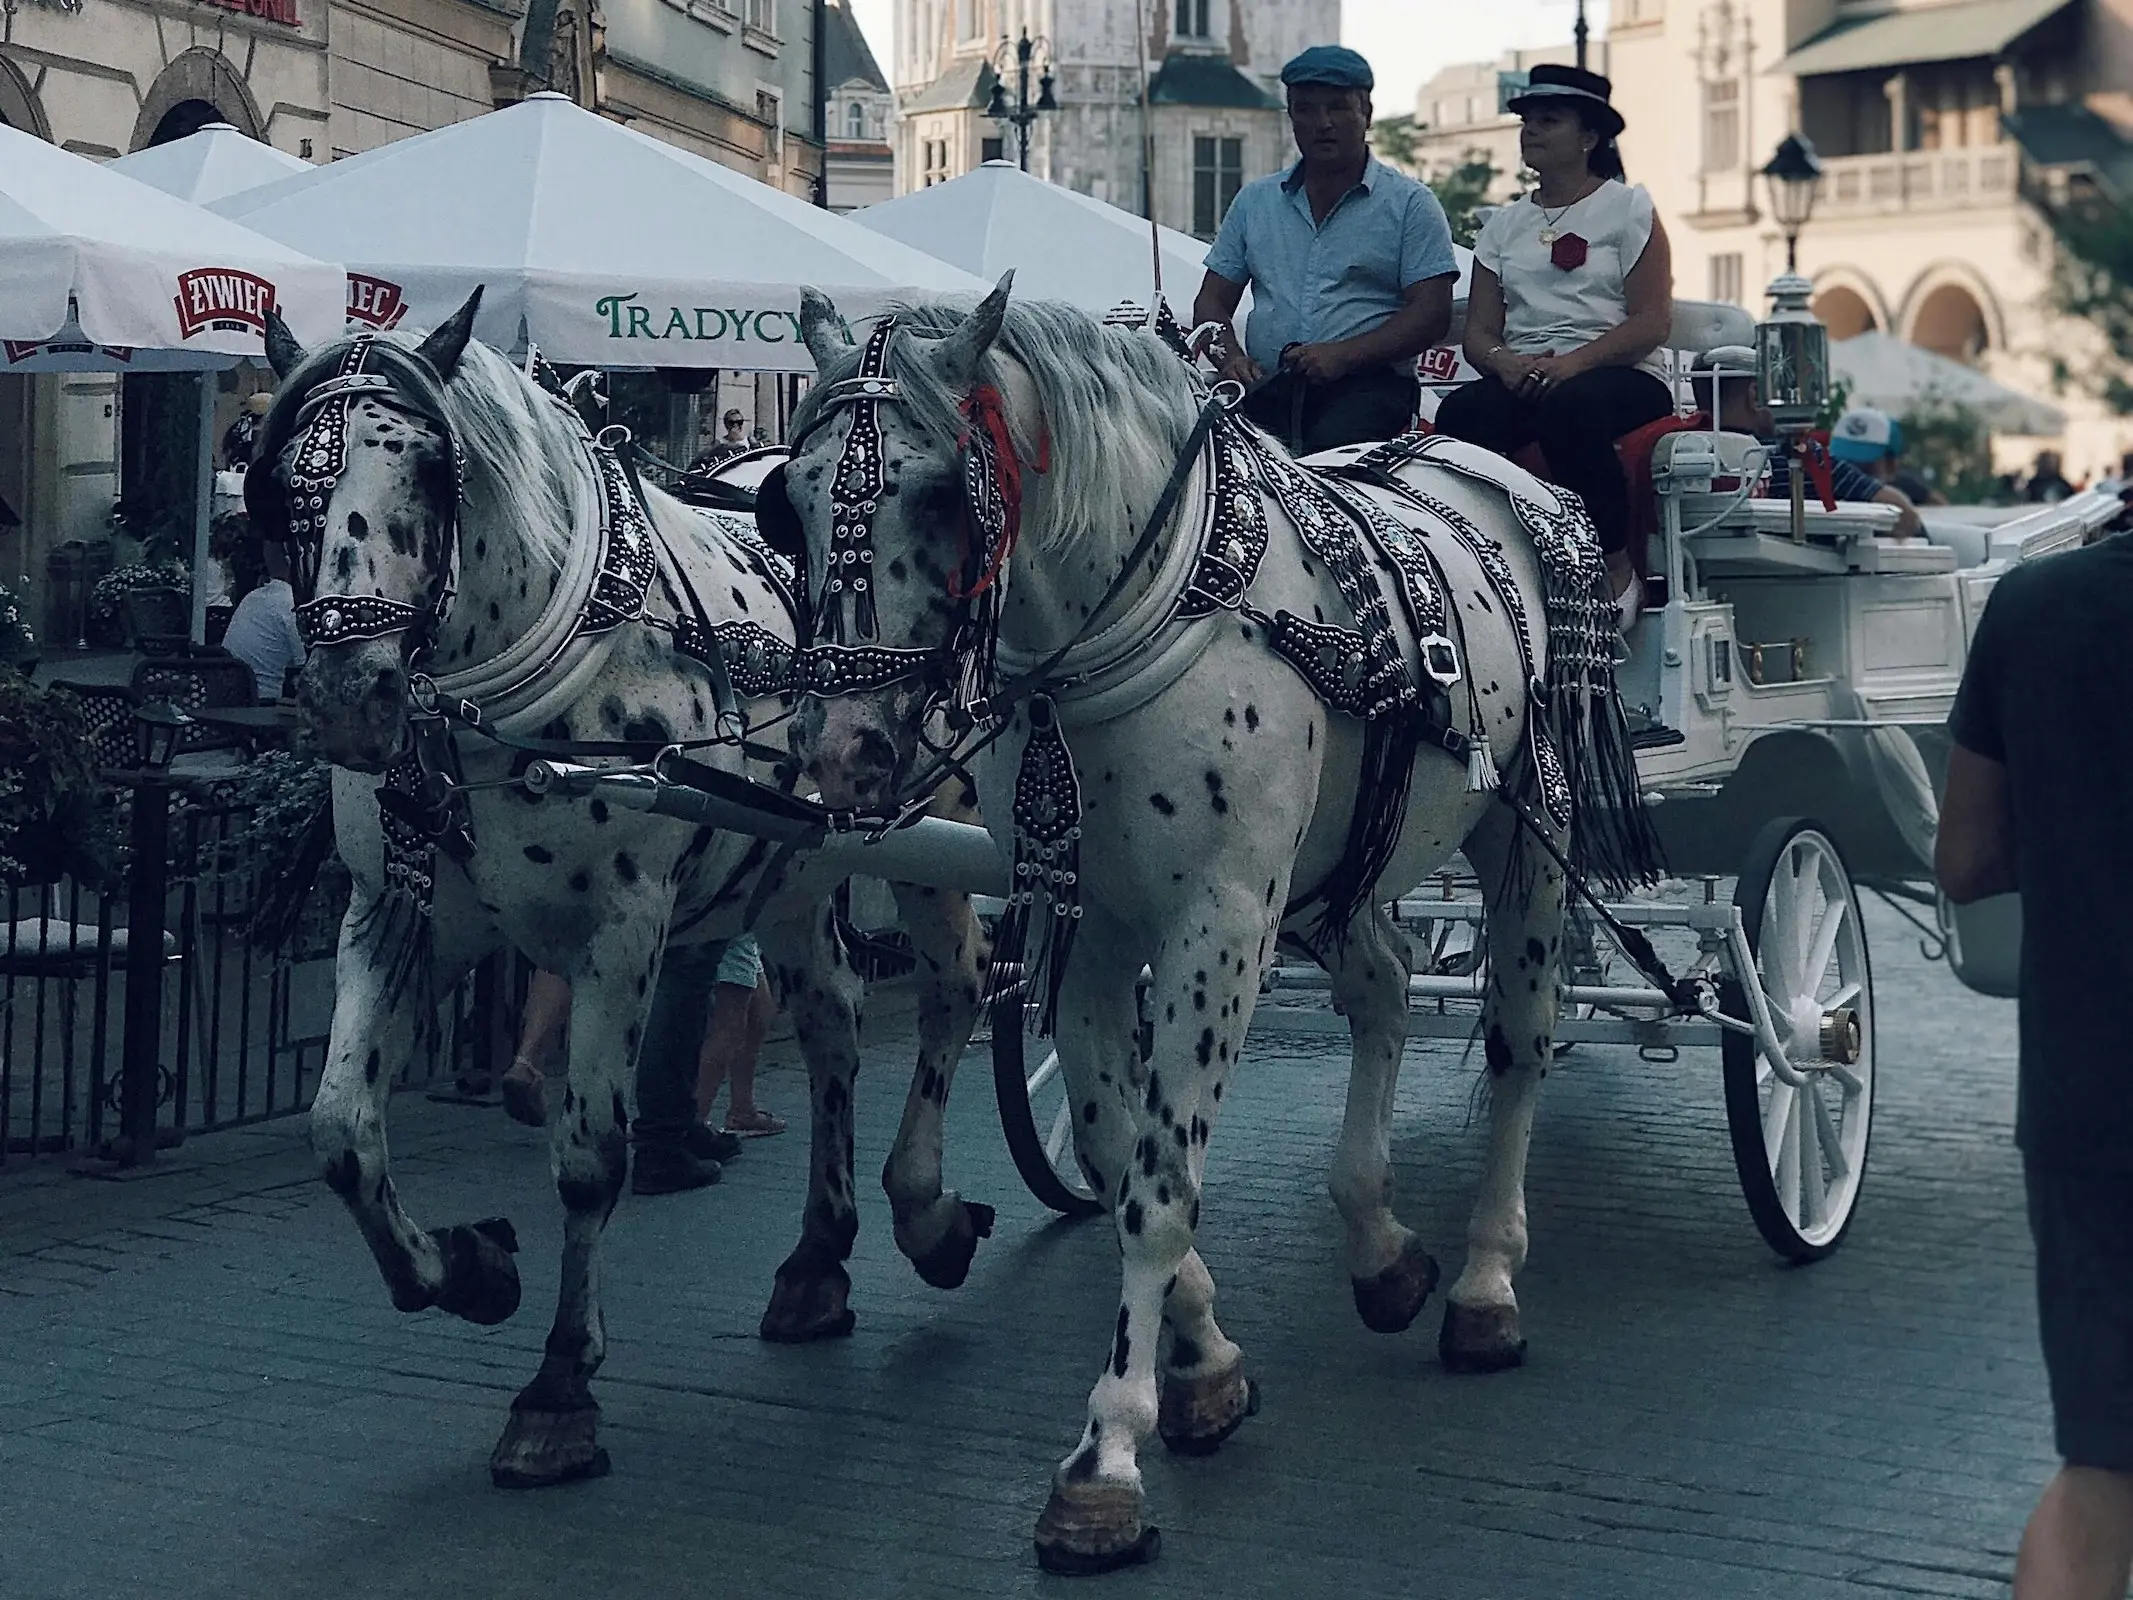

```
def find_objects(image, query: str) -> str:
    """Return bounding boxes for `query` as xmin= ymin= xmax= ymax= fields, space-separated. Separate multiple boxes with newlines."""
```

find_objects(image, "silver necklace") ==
xmin=1535 ymin=181 xmax=1596 ymax=245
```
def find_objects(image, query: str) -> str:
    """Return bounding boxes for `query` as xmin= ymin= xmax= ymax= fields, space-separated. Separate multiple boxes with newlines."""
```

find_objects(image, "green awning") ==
xmin=1773 ymin=0 xmax=2074 ymax=77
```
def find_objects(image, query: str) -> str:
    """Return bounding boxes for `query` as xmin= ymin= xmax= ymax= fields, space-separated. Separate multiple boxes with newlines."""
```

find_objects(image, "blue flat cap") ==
xmin=1280 ymin=45 xmax=1373 ymax=90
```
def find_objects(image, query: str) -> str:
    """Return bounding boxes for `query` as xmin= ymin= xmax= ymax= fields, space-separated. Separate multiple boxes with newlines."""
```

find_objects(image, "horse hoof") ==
xmin=911 ymin=1200 xmax=996 ymax=1291
xmin=434 ymin=1218 xmax=522 ymax=1326
xmin=1033 ymin=1479 xmax=1162 ymax=1575
xmin=1439 ymin=1301 xmax=1528 ymax=1373
xmin=489 ymin=1403 xmax=609 ymax=1489
xmin=1159 ymin=1363 xmax=1259 ymax=1457
xmin=759 ymin=1267 xmax=857 ymax=1343
xmin=1350 ymin=1239 xmax=1440 ymax=1334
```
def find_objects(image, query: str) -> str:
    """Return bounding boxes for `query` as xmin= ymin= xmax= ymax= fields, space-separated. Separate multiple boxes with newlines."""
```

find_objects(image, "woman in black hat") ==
xmin=1431 ymin=64 xmax=1676 ymax=630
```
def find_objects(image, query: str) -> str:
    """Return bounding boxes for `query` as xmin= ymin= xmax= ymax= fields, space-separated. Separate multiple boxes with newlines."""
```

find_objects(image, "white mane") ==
xmin=800 ymin=298 xmax=1205 ymax=561
xmin=390 ymin=334 xmax=585 ymax=572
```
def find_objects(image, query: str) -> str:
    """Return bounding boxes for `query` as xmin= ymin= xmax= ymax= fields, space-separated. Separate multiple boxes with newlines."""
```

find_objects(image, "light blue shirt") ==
xmin=1204 ymin=156 xmax=1459 ymax=377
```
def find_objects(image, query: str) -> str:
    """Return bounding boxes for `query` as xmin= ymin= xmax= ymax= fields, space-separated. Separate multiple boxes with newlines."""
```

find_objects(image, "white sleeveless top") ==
xmin=1472 ymin=181 xmax=1666 ymax=381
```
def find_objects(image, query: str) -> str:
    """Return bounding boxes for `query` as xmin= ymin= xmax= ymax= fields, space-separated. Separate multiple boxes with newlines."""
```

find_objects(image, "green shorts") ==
xmin=2025 ymin=1161 xmax=2133 ymax=1471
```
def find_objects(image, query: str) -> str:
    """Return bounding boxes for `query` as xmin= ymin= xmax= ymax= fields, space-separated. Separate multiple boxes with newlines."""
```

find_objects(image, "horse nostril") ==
xmin=852 ymin=728 xmax=896 ymax=778
xmin=370 ymin=665 xmax=406 ymax=705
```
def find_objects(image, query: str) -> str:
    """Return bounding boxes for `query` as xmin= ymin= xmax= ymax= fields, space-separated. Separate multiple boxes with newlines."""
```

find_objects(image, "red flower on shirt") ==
xmin=1550 ymin=233 xmax=1589 ymax=271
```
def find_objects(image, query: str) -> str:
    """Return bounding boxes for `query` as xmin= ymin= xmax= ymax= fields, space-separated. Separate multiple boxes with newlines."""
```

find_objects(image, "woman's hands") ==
xmin=1493 ymin=347 xmax=1587 ymax=397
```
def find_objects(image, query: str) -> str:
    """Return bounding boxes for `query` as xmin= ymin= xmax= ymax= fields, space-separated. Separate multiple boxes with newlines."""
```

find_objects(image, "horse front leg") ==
xmin=311 ymin=891 xmax=516 ymax=1322
xmin=1035 ymin=889 xmax=1278 ymax=1575
xmin=1325 ymin=902 xmax=1442 ymax=1334
xmin=1441 ymin=802 xmax=1569 ymax=1372
xmin=756 ymin=901 xmax=868 ymax=1342
xmin=489 ymin=907 xmax=668 ymax=1488
xmin=880 ymin=881 xmax=994 ymax=1289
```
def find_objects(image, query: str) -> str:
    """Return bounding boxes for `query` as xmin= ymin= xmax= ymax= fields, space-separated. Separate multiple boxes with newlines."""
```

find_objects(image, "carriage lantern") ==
xmin=1757 ymin=271 xmax=1831 ymax=542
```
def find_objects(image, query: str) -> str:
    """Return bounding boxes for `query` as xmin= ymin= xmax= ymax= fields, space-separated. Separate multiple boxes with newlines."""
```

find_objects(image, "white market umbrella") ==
xmin=0 ymin=121 xmax=347 ymax=360
xmin=108 ymin=123 xmax=311 ymax=208
xmin=216 ymin=92 xmax=989 ymax=372
xmin=1831 ymin=330 xmax=2066 ymax=437
xmin=851 ymin=160 xmax=1242 ymax=329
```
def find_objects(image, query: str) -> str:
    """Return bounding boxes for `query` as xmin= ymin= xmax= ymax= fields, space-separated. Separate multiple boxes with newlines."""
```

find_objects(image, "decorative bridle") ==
xmin=777 ymin=315 xmax=1031 ymax=720
xmin=270 ymin=335 xmax=469 ymax=653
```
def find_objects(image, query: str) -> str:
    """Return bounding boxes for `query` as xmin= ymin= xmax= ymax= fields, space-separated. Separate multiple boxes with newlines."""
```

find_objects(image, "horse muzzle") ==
xmin=298 ymin=639 xmax=410 ymax=774
xmin=793 ymin=695 xmax=907 ymax=811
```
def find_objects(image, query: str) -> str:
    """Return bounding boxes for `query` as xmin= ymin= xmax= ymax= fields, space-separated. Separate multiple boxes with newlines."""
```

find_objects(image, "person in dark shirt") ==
xmin=1938 ymin=535 xmax=2133 ymax=1600
xmin=2025 ymin=450 xmax=2075 ymax=504
xmin=1701 ymin=364 xmax=1923 ymax=539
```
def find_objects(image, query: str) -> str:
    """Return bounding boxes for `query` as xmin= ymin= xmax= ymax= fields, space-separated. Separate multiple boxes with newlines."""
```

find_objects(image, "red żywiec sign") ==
xmin=347 ymin=274 xmax=409 ymax=330
xmin=206 ymin=0 xmax=300 ymax=24
xmin=174 ymin=268 xmax=280 ymax=339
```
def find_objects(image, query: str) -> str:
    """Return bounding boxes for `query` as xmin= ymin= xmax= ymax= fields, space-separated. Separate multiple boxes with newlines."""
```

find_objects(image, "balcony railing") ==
xmin=1815 ymin=146 xmax=2019 ymax=216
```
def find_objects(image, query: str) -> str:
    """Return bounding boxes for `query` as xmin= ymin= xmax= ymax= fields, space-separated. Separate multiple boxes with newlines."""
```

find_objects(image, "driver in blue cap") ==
xmin=1193 ymin=44 xmax=1459 ymax=455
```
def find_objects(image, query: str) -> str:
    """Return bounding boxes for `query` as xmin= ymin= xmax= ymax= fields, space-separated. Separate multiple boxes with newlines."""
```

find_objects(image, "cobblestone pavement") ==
xmin=0 ymin=900 xmax=2047 ymax=1600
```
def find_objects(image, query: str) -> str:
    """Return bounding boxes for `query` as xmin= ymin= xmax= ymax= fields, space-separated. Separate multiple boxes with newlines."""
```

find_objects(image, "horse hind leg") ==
xmin=310 ymin=891 xmax=517 ymax=1324
xmin=879 ymin=880 xmax=993 ymax=1289
xmin=490 ymin=911 xmax=667 ymax=1489
xmin=1440 ymin=801 xmax=1568 ymax=1373
xmin=1324 ymin=901 xmax=1442 ymax=1335
xmin=757 ymin=901 xmax=868 ymax=1342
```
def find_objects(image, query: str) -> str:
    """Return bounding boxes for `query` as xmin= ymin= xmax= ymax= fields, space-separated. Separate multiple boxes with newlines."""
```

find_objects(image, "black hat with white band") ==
xmin=1506 ymin=63 xmax=1626 ymax=141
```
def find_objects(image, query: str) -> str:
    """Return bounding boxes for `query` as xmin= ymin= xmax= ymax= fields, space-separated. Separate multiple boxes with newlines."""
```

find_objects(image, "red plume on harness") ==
xmin=951 ymin=384 xmax=1031 ymax=600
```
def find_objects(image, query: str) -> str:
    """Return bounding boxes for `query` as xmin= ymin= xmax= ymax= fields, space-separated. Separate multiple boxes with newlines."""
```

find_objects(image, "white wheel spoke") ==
xmin=1762 ymin=1078 xmax=1798 ymax=1169
xmin=1774 ymin=1086 xmax=1803 ymax=1220
xmin=1829 ymin=1061 xmax=1867 ymax=1096
xmin=1795 ymin=1095 xmax=1825 ymax=1232
xmin=1824 ymin=980 xmax=1862 ymax=1012
xmin=1044 ymin=1096 xmax=1074 ymax=1167
xmin=1759 ymin=989 xmax=1795 ymax=1043
xmin=1025 ymin=1049 xmax=1061 ymax=1098
xmin=1802 ymin=897 xmax=1848 ymax=997
xmin=1808 ymin=1080 xmax=1850 ymax=1182
xmin=1767 ymin=855 xmax=1802 ymax=994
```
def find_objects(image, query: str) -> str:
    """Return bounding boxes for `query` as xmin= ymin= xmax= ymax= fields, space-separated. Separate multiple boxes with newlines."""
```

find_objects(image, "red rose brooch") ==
xmin=1550 ymin=233 xmax=1589 ymax=271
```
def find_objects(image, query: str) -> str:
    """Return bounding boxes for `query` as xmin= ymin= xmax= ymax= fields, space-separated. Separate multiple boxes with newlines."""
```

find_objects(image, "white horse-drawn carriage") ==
xmin=1240 ymin=294 xmax=2122 ymax=1260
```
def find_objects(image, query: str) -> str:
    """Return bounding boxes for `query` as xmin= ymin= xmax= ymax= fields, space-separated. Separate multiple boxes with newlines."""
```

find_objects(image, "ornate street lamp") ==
xmin=1760 ymin=132 xmax=1824 ymax=274
xmin=983 ymin=28 xmax=1058 ymax=173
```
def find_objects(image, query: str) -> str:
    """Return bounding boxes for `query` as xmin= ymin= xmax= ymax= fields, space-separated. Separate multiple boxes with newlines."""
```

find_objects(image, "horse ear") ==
xmin=263 ymin=305 xmax=306 ymax=381
xmin=416 ymin=286 xmax=484 ymax=380
xmin=798 ymin=288 xmax=851 ymax=370
xmin=934 ymin=271 xmax=1013 ymax=388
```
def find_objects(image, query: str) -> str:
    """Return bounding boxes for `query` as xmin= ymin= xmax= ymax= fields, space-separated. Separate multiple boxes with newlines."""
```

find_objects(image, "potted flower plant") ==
xmin=0 ymin=670 xmax=116 ymax=889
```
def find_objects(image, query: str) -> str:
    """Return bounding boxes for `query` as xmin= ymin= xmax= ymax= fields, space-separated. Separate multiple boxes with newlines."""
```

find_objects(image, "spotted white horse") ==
xmin=769 ymin=281 xmax=1660 ymax=1572
xmin=250 ymin=291 xmax=996 ymax=1489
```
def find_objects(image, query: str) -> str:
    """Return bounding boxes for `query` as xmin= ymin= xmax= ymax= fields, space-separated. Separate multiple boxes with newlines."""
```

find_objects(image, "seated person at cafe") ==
xmin=222 ymin=539 xmax=306 ymax=703
xmin=1831 ymin=406 xmax=1946 ymax=506
xmin=1698 ymin=360 xmax=1923 ymax=541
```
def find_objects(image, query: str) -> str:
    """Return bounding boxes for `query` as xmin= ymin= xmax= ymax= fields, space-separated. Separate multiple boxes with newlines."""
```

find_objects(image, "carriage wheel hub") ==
xmin=1818 ymin=1006 xmax=1862 ymax=1066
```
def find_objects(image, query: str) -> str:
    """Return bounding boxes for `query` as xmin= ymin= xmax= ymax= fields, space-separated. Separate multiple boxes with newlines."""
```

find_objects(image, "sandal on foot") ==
xmin=500 ymin=1059 xmax=549 ymax=1128
xmin=724 ymin=1109 xmax=786 ymax=1138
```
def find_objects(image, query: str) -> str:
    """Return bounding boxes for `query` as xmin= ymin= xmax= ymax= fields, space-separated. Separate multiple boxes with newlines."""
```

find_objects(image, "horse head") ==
xmin=777 ymin=276 xmax=1016 ymax=809
xmin=249 ymin=289 xmax=483 ymax=772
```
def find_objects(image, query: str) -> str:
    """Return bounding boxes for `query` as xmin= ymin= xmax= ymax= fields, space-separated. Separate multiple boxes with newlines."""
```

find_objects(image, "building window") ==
xmin=982 ymin=135 xmax=1004 ymax=163
xmin=1702 ymin=78 xmax=1740 ymax=172
xmin=847 ymin=101 xmax=867 ymax=138
xmin=1192 ymin=134 xmax=1243 ymax=237
xmin=957 ymin=0 xmax=984 ymax=43
xmin=744 ymin=0 xmax=775 ymax=30
xmin=923 ymin=137 xmax=949 ymax=186
xmin=1708 ymin=252 xmax=1743 ymax=306
xmin=1176 ymin=0 xmax=1209 ymax=37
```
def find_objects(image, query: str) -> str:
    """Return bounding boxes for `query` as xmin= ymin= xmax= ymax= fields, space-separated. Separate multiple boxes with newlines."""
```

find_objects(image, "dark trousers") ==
xmin=632 ymin=940 xmax=726 ymax=1150
xmin=1431 ymin=366 xmax=1674 ymax=558
xmin=1241 ymin=367 xmax=1420 ymax=456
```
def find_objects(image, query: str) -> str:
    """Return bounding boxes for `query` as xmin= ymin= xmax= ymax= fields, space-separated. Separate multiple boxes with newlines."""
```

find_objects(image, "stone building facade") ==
xmin=0 ymin=0 xmax=827 ymax=641
xmin=891 ymin=0 xmax=1339 ymax=240
xmin=823 ymin=0 xmax=892 ymax=208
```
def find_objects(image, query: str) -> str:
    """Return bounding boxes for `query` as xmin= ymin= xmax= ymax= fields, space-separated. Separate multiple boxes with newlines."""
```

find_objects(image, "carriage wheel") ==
xmin=989 ymin=963 xmax=1106 ymax=1218
xmin=1719 ymin=818 xmax=1876 ymax=1263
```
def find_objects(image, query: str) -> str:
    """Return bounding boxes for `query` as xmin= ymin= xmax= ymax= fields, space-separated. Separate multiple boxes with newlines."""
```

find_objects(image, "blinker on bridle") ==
xmin=279 ymin=335 xmax=468 ymax=652
xmin=786 ymin=315 xmax=1026 ymax=714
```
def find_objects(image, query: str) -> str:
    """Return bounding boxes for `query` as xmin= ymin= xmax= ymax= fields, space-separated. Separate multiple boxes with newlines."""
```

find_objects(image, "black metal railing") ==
xmin=2 ymin=776 xmax=495 ymax=1171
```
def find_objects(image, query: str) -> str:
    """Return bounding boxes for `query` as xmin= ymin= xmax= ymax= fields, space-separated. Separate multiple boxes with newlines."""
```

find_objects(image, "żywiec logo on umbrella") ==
xmin=347 ymin=274 xmax=408 ymax=331
xmin=174 ymin=268 xmax=280 ymax=339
